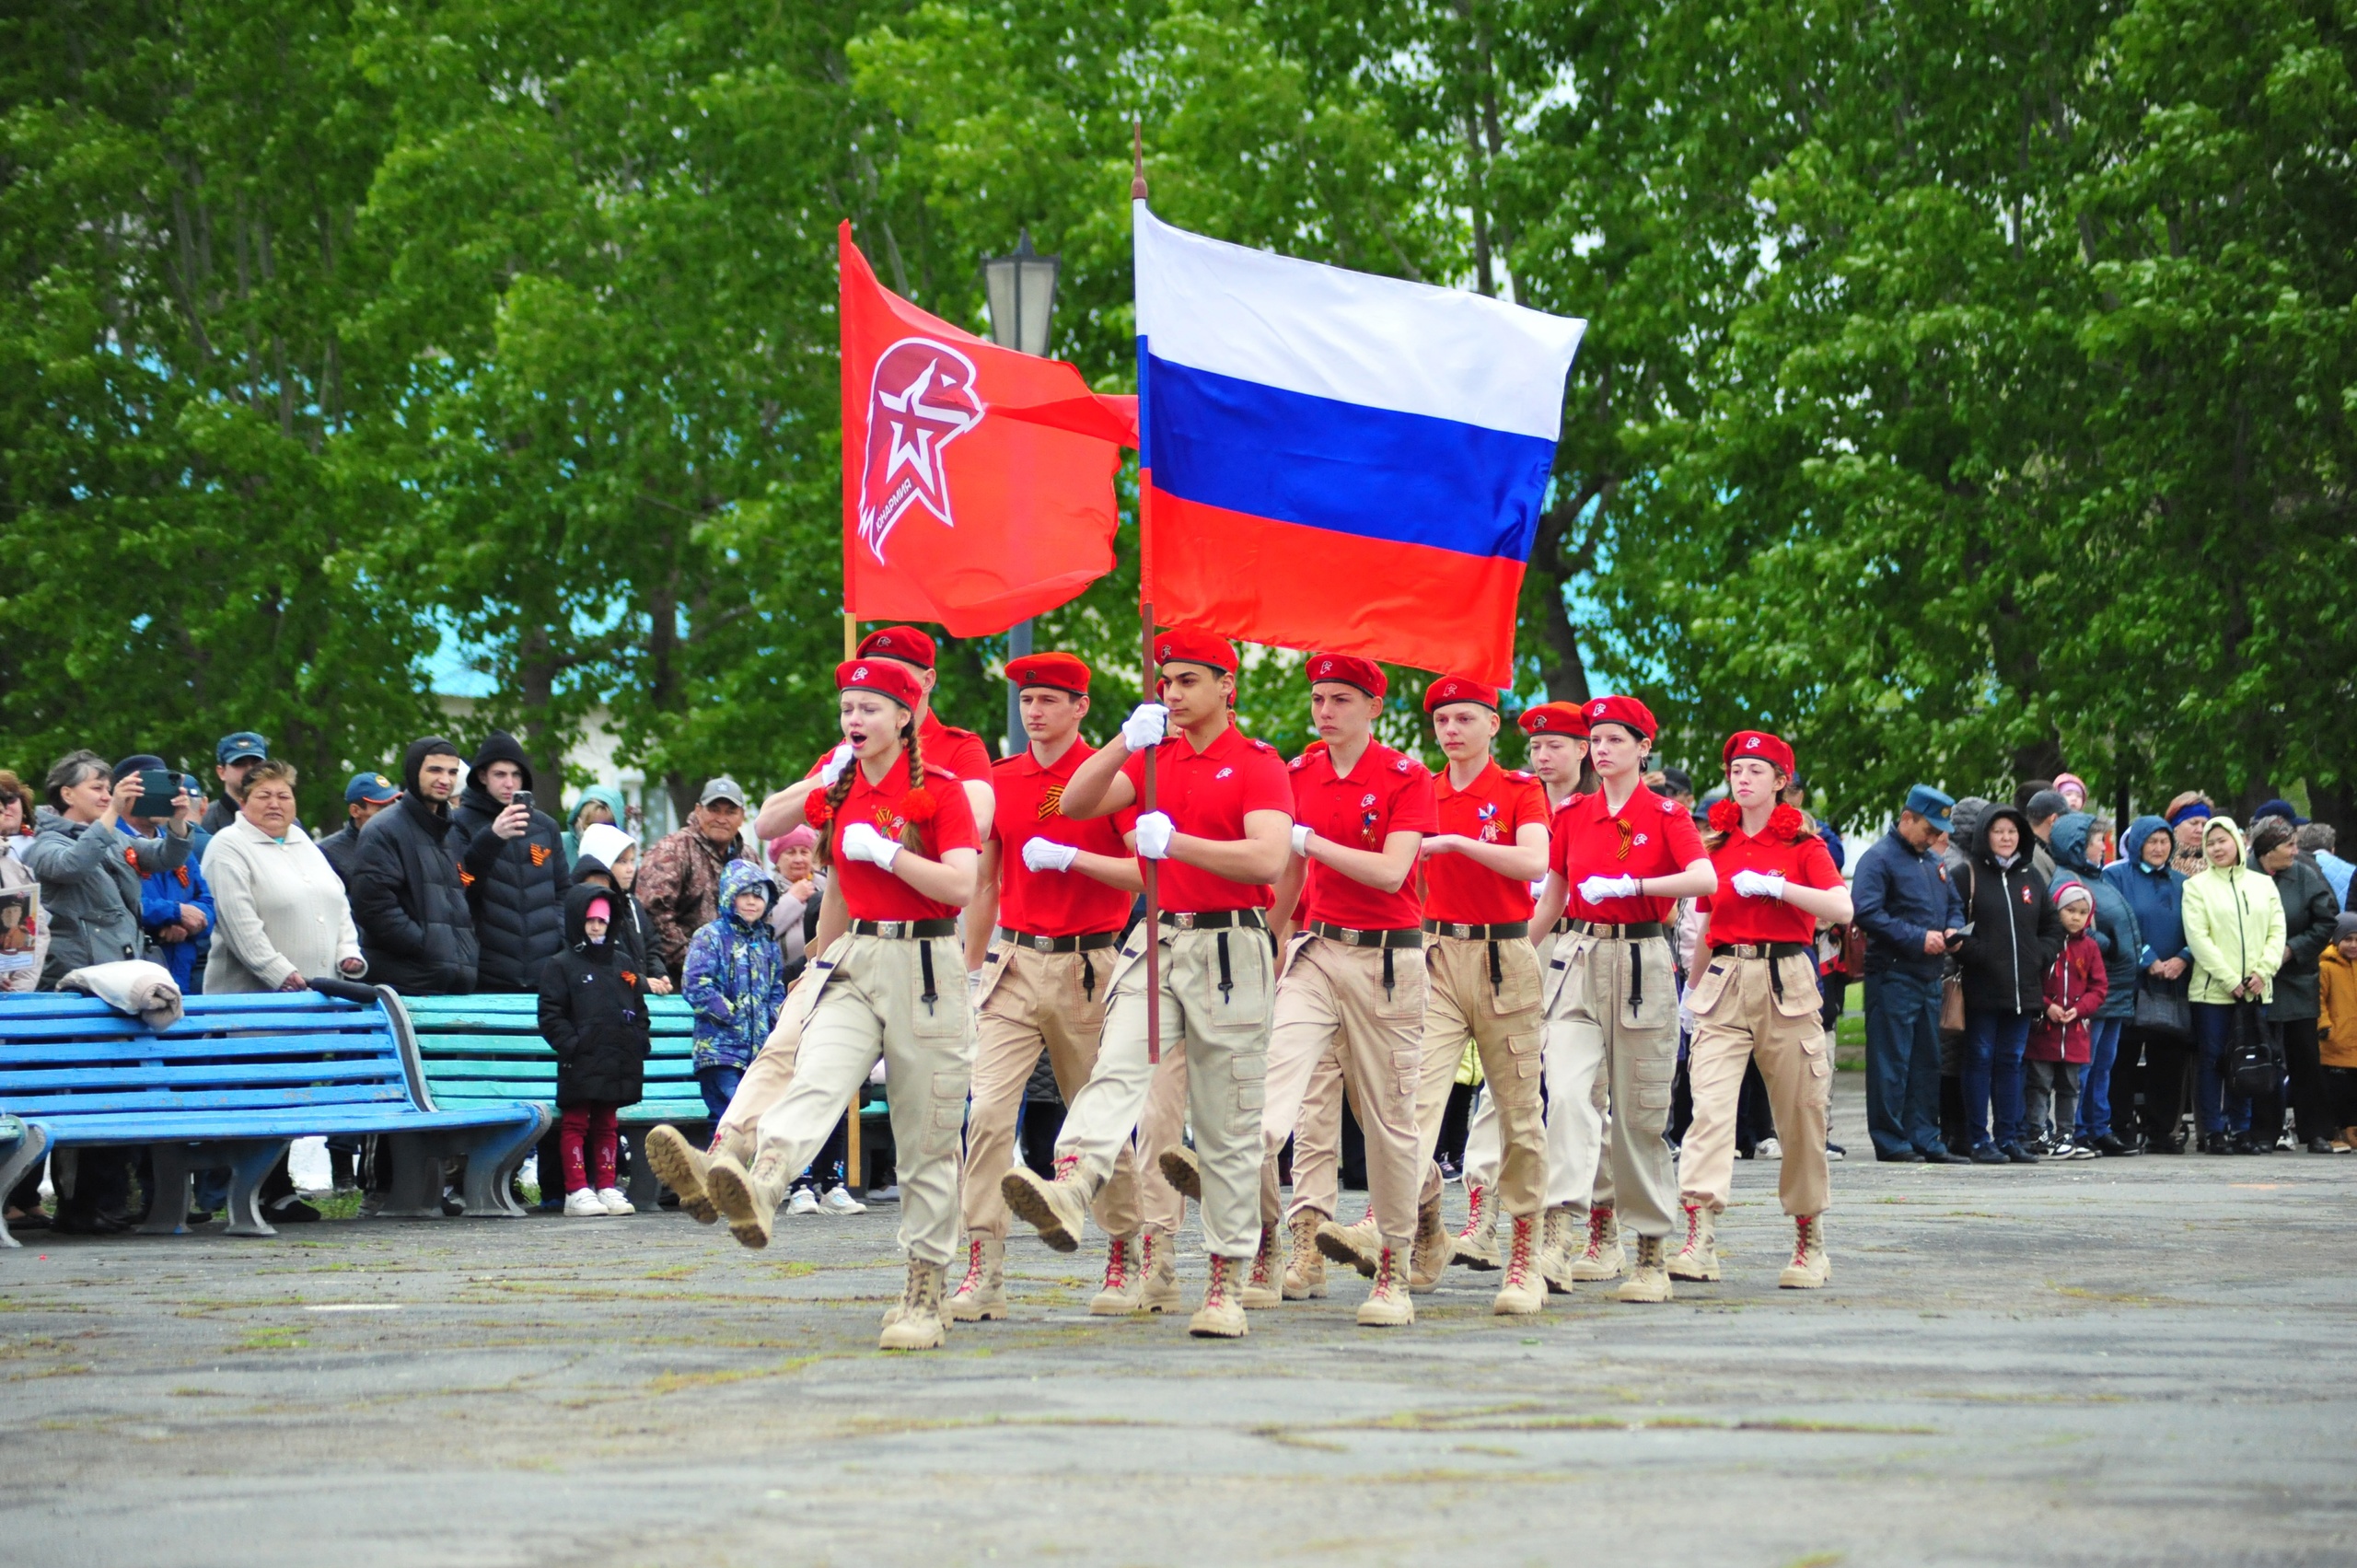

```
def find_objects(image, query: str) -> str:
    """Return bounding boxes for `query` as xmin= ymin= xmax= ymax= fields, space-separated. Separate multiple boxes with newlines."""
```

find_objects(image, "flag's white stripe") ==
xmin=1134 ymin=203 xmax=1585 ymax=442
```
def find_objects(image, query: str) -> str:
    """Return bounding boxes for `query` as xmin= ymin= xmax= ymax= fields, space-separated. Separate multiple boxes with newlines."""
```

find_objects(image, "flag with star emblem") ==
xmin=841 ymin=224 xmax=1127 ymax=635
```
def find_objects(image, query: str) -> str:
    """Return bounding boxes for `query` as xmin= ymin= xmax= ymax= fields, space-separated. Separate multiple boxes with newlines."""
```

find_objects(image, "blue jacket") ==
xmin=1852 ymin=827 xmax=1964 ymax=974
xmin=122 ymin=820 xmax=215 ymax=991
xmin=679 ymin=859 xmax=786 ymax=1072
xmin=2050 ymin=813 xmax=2142 ymax=1020
xmin=2102 ymin=816 xmax=2189 ymax=970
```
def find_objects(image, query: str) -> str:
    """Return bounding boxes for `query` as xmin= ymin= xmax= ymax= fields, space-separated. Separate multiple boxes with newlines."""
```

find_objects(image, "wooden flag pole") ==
xmin=842 ymin=610 xmax=864 ymax=1192
xmin=1133 ymin=122 xmax=1162 ymax=1069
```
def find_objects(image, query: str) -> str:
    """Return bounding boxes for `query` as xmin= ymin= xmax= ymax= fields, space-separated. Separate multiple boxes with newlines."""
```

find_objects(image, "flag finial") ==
xmin=1131 ymin=120 xmax=1147 ymax=202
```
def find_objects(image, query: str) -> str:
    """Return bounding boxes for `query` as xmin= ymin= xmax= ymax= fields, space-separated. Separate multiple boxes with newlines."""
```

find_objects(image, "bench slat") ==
xmin=1 ymin=1059 xmax=402 ymax=1092
xmin=0 ymin=1035 xmax=405 ymax=1067
xmin=9 ymin=1083 xmax=412 ymax=1116
xmin=44 ymin=1103 xmax=540 ymax=1143
xmin=0 ymin=1013 xmax=390 ymax=1044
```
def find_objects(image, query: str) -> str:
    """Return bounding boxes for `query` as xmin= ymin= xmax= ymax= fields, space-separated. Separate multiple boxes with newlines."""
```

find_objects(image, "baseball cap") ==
xmin=345 ymin=772 xmax=401 ymax=805
xmin=699 ymin=776 xmax=748 ymax=809
xmin=216 ymin=731 xmax=268 ymax=765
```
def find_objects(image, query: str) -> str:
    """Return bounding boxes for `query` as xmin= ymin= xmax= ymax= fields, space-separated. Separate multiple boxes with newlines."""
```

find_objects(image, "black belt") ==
xmin=1159 ymin=909 xmax=1268 ymax=931
xmin=850 ymin=919 xmax=958 ymax=939
xmin=1567 ymin=920 xmax=1665 ymax=939
xmin=1422 ymin=920 xmax=1530 ymax=941
xmin=994 ymin=928 xmax=1121 ymax=954
xmin=1308 ymin=922 xmax=1424 ymax=949
xmin=1712 ymin=939 xmax=1814 ymax=1002
xmin=1552 ymin=918 xmax=1571 ymax=935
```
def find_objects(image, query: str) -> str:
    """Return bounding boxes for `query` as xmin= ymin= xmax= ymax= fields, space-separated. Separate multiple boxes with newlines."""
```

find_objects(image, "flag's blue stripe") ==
xmin=1139 ymin=347 xmax=1557 ymax=563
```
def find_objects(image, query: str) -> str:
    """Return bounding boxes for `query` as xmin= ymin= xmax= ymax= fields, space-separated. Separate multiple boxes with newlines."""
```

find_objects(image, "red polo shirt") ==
xmin=992 ymin=740 xmax=1138 ymax=936
xmin=1701 ymin=818 xmax=1841 ymax=946
xmin=829 ymin=757 xmax=980 ymax=922
xmin=1289 ymin=740 xmax=1438 ymax=930
xmin=921 ymin=710 xmax=995 ymax=784
xmin=1119 ymin=722 xmax=1292 ymax=912
xmin=1422 ymin=761 xmax=1550 ymax=925
xmin=1550 ymin=785 xmax=1705 ymax=924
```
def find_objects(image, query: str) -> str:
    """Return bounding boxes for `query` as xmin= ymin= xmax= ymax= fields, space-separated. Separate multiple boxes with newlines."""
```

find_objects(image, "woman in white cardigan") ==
xmin=203 ymin=760 xmax=366 ymax=993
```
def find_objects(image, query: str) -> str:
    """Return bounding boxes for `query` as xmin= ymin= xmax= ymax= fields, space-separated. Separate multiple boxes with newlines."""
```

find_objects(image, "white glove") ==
xmin=1290 ymin=823 xmax=1313 ymax=857
xmin=818 ymin=741 xmax=854 ymax=787
xmin=1731 ymin=869 xmax=1788 ymax=900
xmin=968 ymin=968 xmax=984 ymax=999
xmin=867 ymin=1059 xmax=888 ymax=1086
xmin=840 ymin=820 xmax=901 ymax=872
xmin=1121 ymin=703 xmax=1171 ymax=752
xmin=1577 ymin=874 xmax=1640 ymax=904
xmin=1134 ymin=811 xmax=1175 ymax=860
xmin=1023 ymin=837 xmax=1080 ymax=873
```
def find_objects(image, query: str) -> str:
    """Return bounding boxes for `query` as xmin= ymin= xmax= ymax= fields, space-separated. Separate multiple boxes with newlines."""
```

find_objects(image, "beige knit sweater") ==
xmin=202 ymin=816 xmax=365 ymax=993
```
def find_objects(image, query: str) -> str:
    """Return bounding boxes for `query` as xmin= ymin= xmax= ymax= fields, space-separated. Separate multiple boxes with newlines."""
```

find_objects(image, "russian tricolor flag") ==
xmin=1134 ymin=203 xmax=1585 ymax=681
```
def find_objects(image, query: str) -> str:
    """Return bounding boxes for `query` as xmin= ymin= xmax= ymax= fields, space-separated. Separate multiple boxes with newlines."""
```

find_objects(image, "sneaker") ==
xmin=1969 ymin=1144 xmax=2009 ymax=1165
xmin=563 ymin=1188 xmax=607 ymax=1217
xmin=2065 ymin=1139 xmax=2101 ymax=1161
xmin=820 ymin=1185 xmax=866 ymax=1214
xmin=266 ymin=1194 xmax=322 ymax=1224
xmin=594 ymin=1186 xmax=633 ymax=1215
xmin=1824 ymin=1142 xmax=1846 ymax=1162
xmin=1756 ymin=1137 xmax=1782 ymax=1160
xmin=787 ymin=1187 xmax=821 ymax=1216
xmin=2002 ymin=1142 xmax=2039 ymax=1165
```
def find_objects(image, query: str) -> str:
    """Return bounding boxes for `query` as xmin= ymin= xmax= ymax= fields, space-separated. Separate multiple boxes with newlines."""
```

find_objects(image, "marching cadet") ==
xmin=999 ymin=632 xmax=1294 ymax=1340
xmin=1528 ymin=696 xmax=1716 ymax=1304
xmin=698 ymin=657 xmax=982 ymax=1351
xmin=650 ymin=625 xmax=997 ymax=1224
xmin=1410 ymin=675 xmax=1554 ymax=1313
xmin=950 ymin=653 xmax=1148 ymax=1322
xmin=1670 ymin=731 xmax=1849 ymax=1288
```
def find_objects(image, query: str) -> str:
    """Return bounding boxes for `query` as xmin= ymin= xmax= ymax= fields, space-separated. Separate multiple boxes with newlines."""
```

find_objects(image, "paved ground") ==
xmin=5 ymin=1078 xmax=2355 ymax=1568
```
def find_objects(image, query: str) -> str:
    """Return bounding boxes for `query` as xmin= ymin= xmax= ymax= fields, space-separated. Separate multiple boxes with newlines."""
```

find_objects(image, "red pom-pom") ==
xmin=805 ymin=795 xmax=831 ymax=829
xmin=900 ymin=787 xmax=936 ymax=823
xmin=1707 ymin=797 xmax=1742 ymax=834
xmin=1768 ymin=803 xmax=1806 ymax=842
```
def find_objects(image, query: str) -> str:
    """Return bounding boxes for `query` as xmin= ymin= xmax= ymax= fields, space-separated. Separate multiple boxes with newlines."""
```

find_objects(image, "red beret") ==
xmin=837 ymin=657 xmax=924 ymax=710
xmin=855 ymin=625 xmax=936 ymax=668
xmin=1518 ymin=702 xmax=1590 ymax=738
xmin=1424 ymin=675 xmax=1500 ymax=714
xmin=1583 ymin=694 xmax=1656 ymax=741
xmin=1152 ymin=629 xmax=1237 ymax=676
xmin=1304 ymin=652 xmax=1386 ymax=699
xmin=1723 ymin=729 xmax=1794 ymax=775
xmin=1007 ymin=651 xmax=1090 ymax=696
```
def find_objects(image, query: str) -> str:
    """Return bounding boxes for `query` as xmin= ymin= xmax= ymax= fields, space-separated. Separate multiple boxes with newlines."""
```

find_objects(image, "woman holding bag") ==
xmin=2182 ymin=817 xmax=2286 ymax=1154
xmin=2105 ymin=817 xmax=2195 ymax=1151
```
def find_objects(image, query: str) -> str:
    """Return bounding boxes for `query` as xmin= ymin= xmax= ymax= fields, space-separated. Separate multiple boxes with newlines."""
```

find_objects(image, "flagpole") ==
xmin=1133 ymin=122 xmax=1161 ymax=1069
xmin=842 ymin=610 xmax=863 ymax=1191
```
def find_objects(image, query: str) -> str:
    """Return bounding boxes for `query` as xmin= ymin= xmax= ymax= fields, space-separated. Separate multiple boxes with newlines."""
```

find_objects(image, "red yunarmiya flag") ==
xmin=840 ymin=224 xmax=1127 ymax=635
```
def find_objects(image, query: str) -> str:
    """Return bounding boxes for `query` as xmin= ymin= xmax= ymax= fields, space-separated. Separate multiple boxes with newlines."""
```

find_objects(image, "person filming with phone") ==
xmin=108 ymin=755 xmax=215 ymax=992
xmin=450 ymin=731 xmax=572 ymax=993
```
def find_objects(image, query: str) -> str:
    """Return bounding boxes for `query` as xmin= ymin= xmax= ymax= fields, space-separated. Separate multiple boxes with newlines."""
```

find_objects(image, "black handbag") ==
xmin=2223 ymin=1001 xmax=2282 ymax=1100
xmin=2132 ymin=970 xmax=2191 ymax=1041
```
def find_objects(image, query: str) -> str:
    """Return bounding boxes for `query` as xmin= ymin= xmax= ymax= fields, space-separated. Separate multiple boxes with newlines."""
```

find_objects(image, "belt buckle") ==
xmin=878 ymin=920 xmax=905 ymax=938
xmin=1170 ymin=912 xmax=1197 ymax=930
xmin=1029 ymin=934 xmax=1055 ymax=953
xmin=1449 ymin=923 xmax=1474 ymax=940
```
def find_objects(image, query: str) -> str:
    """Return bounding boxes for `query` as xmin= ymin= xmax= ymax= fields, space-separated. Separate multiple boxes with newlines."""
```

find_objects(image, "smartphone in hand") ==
xmin=512 ymin=789 xmax=534 ymax=813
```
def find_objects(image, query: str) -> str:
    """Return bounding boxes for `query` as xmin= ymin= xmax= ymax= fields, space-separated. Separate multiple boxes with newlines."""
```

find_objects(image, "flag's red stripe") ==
xmin=1145 ymin=488 xmax=1523 ymax=680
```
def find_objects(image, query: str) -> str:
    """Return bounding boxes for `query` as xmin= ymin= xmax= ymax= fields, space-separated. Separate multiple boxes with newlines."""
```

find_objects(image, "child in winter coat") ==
xmin=538 ymin=884 xmax=653 ymax=1217
xmin=679 ymin=859 xmax=787 ymax=1128
xmin=2318 ymin=913 xmax=2357 ymax=1150
xmin=2026 ymin=880 xmax=2109 ymax=1156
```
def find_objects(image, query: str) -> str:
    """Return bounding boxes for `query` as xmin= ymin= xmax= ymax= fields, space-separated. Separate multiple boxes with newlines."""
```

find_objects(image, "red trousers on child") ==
xmin=560 ymin=1103 xmax=620 ymax=1193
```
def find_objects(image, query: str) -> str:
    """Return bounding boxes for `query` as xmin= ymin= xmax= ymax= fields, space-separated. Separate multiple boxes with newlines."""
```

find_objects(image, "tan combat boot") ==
xmin=878 ymin=1257 xmax=948 ymax=1351
xmin=642 ymin=1123 xmax=717 ymax=1225
xmin=1614 ymin=1234 xmax=1674 ymax=1303
xmin=1453 ymin=1183 xmax=1500 ymax=1270
xmin=1407 ymin=1188 xmax=1451 ymax=1294
xmin=1667 ymin=1202 xmax=1720 ymax=1282
xmin=1538 ymin=1206 xmax=1577 ymax=1295
xmin=1356 ymin=1246 xmax=1416 ymax=1328
xmin=1089 ymin=1233 xmax=1144 ymax=1315
xmin=1002 ymin=1157 xmax=1090 ymax=1253
xmin=1570 ymin=1203 xmax=1626 ymax=1282
xmin=703 ymin=1148 xmax=789 ymax=1249
xmin=1188 ymin=1253 xmax=1248 ymax=1339
xmin=1491 ymin=1214 xmax=1546 ymax=1316
xmin=1778 ymin=1214 xmax=1831 ymax=1289
xmin=1282 ymin=1210 xmax=1327 ymax=1299
xmin=1157 ymin=1144 xmax=1202 ymax=1202
xmin=1137 ymin=1231 xmax=1182 ymax=1313
xmin=1316 ymin=1213 xmax=1383 ymax=1279
xmin=946 ymin=1234 xmax=1008 ymax=1321
xmin=1242 ymin=1223 xmax=1283 ymax=1308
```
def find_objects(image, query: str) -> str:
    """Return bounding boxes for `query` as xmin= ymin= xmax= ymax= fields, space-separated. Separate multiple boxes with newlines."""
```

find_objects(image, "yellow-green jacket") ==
xmin=2180 ymin=817 xmax=2286 ymax=1005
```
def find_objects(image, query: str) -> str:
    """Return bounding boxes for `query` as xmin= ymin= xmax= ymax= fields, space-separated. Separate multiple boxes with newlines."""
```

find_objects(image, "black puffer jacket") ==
xmin=572 ymin=868 xmax=657 ymax=981
xmin=538 ymin=883 xmax=651 ymax=1109
xmin=1956 ymin=804 xmax=2062 ymax=1016
xmin=449 ymin=732 xmax=570 ymax=993
xmin=349 ymin=738 xmax=480 ymax=995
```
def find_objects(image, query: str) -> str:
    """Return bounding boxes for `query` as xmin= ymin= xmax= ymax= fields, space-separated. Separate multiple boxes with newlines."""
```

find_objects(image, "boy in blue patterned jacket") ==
xmin=680 ymin=859 xmax=787 ymax=1132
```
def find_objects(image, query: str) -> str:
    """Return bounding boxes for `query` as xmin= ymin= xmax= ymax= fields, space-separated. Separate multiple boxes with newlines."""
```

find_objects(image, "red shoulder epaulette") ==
xmin=1504 ymin=769 xmax=1536 ymax=783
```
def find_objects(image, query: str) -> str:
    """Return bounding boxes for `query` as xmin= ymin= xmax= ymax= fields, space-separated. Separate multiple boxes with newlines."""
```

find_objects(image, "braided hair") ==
xmin=814 ymin=707 xmax=923 ymax=871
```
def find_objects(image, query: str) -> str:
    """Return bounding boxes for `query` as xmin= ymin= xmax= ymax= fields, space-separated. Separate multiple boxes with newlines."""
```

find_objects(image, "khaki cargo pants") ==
xmin=1260 ymin=935 xmax=1424 ymax=1253
xmin=962 ymin=938 xmax=1140 ymax=1240
xmin=1411 ymin=935 xmax=1547 ymax=1216
xmin=1056 ymin=922 xmax=1272 ymax=1260
xmin=1540 ymin=932 xmax=1679 ymax=1240
xmin=751 ymin=935 xmax=974 ymax=1265
xmin=1465 ymin=928 xmax=1616 ymax=1212
xmin=1677 ymin=949 xmax=1831 ymax=1216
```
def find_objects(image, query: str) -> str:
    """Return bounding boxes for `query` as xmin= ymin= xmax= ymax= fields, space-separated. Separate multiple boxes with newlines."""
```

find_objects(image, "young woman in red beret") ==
xmin=1671 ymin=731 xmax=1852 ymax=1289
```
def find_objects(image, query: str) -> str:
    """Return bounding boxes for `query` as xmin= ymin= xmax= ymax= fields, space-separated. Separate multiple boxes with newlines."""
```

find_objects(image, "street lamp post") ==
xmin=983 ymin=229 xmax=1061 ymax=756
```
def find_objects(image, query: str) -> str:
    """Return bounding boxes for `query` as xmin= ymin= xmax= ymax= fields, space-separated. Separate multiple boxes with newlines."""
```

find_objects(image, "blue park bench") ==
xmin=0 ymin=989 xmax=548 ymax=1246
